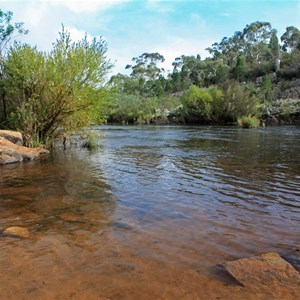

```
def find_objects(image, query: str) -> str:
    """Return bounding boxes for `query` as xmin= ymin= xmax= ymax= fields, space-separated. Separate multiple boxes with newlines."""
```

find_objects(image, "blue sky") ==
xmin=0 ymin=0 xmax=300 ymax=76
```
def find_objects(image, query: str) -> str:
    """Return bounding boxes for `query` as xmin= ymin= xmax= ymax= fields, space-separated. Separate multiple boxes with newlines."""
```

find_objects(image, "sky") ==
xmin=0 ymin=0 xmax=300 ymax=77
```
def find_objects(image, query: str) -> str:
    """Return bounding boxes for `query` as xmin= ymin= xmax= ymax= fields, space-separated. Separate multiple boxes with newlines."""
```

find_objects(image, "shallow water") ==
xmin=0 ymin=125 xmax=299 ymax=299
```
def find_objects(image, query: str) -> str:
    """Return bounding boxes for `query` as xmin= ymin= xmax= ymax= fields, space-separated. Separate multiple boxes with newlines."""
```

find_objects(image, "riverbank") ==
xmin=0 ymin=130 xmax=49 ymax=165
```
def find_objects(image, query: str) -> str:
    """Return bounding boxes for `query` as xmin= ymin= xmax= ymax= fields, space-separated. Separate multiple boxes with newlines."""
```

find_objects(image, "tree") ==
xmin=126 ymin=52 xmax=165 ymax=81
xmin=207 ymin=21 xmax=276 ymax=80
xmin=125 ymin=52 xmax=165 ymax=96
xmin=232 ymin=55 xmax=246 ymax=81
xmin=242 ymin=21 xmax=273 ymax=65
xmin=281 ymin=26 xmax=300 ymax=53
xmin=170 ymin=55 xmax=205 ymax=90
xmin=206 ymin=32 xmax=245 ymax=68
xmin=0 ymin=9 xmax=28 ymax=123
xmin=3 ymin=27 xmax=112 ymax=146
xmin=269 ymin=30 xmax=280 ymax=71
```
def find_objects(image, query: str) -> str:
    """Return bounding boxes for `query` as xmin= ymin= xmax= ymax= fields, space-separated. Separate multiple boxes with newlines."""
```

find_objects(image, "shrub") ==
xmin=238 ymin=116 xmax=260 ymax=128
xmin=181 ymin=85 xmax=212 ymax=123
xmin=81 ymin=131 xmax=98 ymax=150
xmin=223 ymin=81 xmax=259 ymax=123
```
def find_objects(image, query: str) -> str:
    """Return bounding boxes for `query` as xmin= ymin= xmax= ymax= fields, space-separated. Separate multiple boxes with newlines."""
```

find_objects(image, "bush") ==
xmin=181 ymin=85 xmax=212 ymax=123
xmin=81 ymin=131 xmax=99 ymax=150
xmin=222 ymin=81 xmax=259 ymax=123
xmin=238 ymin=116 xmax=260 ymax=128
xmin=2 ymin=28 xmax=112 ymax=146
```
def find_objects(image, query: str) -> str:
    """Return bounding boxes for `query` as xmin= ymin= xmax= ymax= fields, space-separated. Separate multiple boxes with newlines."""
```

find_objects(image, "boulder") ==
xmin=3 ymin=226 xmax=29 ymax=238
xmin=224 ymin=252 xmax=300 ymax=290
xmin=0 ymin=136 xmax=49 ymax=165
xmin=0 ymin=130 xmax=23 ymax=145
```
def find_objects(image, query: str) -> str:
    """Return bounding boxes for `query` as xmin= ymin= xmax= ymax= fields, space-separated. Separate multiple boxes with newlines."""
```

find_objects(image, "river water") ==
xmin=0 ymin=125 xmax=299 ymax=299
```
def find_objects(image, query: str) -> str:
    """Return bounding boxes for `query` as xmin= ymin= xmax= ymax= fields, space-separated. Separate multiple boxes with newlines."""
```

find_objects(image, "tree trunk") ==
xmin=1 ymin=90 xmax=7 ymax=122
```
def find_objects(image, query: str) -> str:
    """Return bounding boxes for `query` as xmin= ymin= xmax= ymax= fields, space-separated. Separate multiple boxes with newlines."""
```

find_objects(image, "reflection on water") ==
xmin=0 ymin=125 xmax=299 ymax=299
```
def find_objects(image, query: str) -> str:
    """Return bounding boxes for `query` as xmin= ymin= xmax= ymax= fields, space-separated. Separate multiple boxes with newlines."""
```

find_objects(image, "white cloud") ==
xmin=65 ymin=26 xmax=93 ymax=42
xmin=153 ymin=37 xmax=213 ymax=74
xmin=23 ymin=1 xmax=48 ymax=26
xmin=52 ymin=0 xmax=131 ymax=13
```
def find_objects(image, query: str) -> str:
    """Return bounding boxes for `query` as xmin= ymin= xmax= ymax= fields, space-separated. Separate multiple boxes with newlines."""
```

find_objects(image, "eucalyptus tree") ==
xmin=207 ymin=21 xmax=277 ymax=80
xmin=241 ymin=21 xmax=274 ymax=65
xmin=126 ymin=52 xmax=165 ymax=81
xmin=206 ymin=33 xmax=244 ymax=68
xmin=170 ymin=54 xmax=205 ymax=90
xmin=125 ymin=52 xmax=166 ymax=96
xmin=269 ymin=30 xmax=280 ymax=71
xmin=281 ymin=26 xmax=300 ymax=53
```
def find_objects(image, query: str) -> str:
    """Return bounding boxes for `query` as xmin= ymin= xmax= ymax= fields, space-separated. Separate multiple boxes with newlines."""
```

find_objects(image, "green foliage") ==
xmin=232 ymin=56 xmax=246 ymax=81
xmin=0 ymin=9 xmax=28 ymax=124
xmin=81 ymin=130 xmax=98 ymax=150
xmin=180 ymin=83 xmax=259 ymax=125
xmin=126 ymin=52 xmax=165 ymax=81
xmin=238 ymin=116 xmax=260 ymax=128
xmin=279 ymin=49 xmax=300 ymax=79
xmin=209 ymin=86 xmax=225 ymax=122
xmin=222 ymin=81 xmax=259 ymax=123
xmin=181 ymin=85 xmax=212 ymax=123
xmin=2 ymin=27 xmax=112 ymax=146
xmin=108 ymin=92 xmax=180 ymax=124
xmin=260 ymin=98 xmax=300 ymax=117
xmin=281 ymin=26 xmax=300 ymax=53
xmin=0 ymin=9 xmax=28 ymax=54
xmin=260 ymin=75 xmax=274 ymax=102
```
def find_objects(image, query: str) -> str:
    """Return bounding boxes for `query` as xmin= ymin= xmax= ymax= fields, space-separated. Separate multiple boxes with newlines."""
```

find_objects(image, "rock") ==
xmin=0 ymin=137 xmax=49 ymax=165
xmin=59 ymin=212 xmax=82 ymax=222
xmin=223 ymin=252 xmax=300 ymax=290
xmin=0 ymin=130 xmax=23 ymax=145
xmin=3 ymin=226 xmax=29 ymax=238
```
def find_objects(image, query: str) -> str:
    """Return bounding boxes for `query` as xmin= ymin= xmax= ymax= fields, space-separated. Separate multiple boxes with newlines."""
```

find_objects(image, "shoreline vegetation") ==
xmin=0 ymin=10 xmax=300 ymax=147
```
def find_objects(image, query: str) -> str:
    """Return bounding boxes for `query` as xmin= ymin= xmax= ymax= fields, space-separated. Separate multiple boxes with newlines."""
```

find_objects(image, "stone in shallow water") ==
xmin=224 ymin=252 xmax=300 ymax=290
xmin=0 ymin=136 xmax=49 ymax=165
xmin=59 ymin=212 xmax=82 ymax=222
xmin=3 ymin=226 xmax=29 ymax=238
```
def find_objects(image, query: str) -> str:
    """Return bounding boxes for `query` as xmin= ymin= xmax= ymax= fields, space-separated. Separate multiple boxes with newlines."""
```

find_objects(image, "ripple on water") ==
xmin=0 ymin=125 xmax=299 ymax=298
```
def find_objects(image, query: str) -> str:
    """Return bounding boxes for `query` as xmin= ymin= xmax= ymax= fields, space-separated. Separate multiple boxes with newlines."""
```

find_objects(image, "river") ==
xmin=0 ymin=125 xmax=299 ymax=299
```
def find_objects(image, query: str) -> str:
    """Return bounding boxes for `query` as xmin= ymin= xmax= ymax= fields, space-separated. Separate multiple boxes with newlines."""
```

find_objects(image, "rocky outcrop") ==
xmin=274 ymin=79 xmax=300 ymax=100
xmin=224 ymin=252 xmax=300 ymax=291
xmin=0 ymin=130 xmax=49 ymax=165
xmin=0 ymin=130 xmax=23 ymax=145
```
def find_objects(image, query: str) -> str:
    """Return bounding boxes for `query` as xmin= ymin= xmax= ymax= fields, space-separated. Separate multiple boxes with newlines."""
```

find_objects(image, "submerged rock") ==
xmin=223 ymin=252 xmax=300 ymax=290
xmin=0 ymin=136 xmax=49 ymax=165
xmin=3 ymin=226 xmax=29 ymax=238
xmin=59 ymin=212 xmax=82 ymax=222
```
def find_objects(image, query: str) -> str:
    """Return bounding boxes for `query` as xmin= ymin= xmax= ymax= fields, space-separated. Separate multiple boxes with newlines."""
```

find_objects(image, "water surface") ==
xmin=0 ymin=126 xmax=299 ymax=299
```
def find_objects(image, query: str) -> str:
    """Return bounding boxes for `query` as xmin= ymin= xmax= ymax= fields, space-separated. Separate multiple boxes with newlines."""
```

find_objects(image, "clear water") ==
xmin=0 ymin=125 xmax=299 ymax=299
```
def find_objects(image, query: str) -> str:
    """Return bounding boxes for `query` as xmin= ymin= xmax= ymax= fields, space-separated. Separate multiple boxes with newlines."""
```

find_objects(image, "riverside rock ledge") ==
xmin=0 ymin=130 xmax=49 ymax=165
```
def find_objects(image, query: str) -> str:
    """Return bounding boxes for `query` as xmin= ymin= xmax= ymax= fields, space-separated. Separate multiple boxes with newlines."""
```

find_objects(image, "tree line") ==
xmin=108 ymin=21 xmax=300 ymax=126
xmin=1 ymin=9 xmax=300 ymax=146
